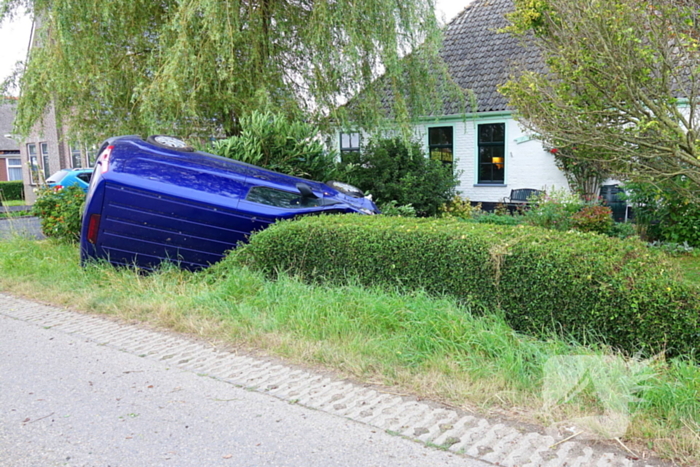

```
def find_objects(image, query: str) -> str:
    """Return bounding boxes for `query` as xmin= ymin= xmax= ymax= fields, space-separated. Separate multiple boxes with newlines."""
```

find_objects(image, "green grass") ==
xmin=678 ymin=255 xmax=700 ymax=285
xmin=0 ymin=236 xmax=697 ymax=465
xmin=2 ymin=199 xmax=26 ymax=207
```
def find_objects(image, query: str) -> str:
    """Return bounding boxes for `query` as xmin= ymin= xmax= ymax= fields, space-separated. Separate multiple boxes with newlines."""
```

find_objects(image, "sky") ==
xmin=0 ymin=0 xmax=471 ymax=96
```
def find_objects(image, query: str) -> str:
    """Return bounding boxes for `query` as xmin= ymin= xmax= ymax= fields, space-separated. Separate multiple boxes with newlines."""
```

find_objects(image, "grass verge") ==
xmin=0 ymin=236 xmax=697 ymax=465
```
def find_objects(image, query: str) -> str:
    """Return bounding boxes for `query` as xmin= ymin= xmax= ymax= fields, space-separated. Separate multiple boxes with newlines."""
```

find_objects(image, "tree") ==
xmin=210 ymin=110 xmax=339 ymax=181
xmin=500 ymin=0 xmax=700 ymax=197
xmin=1 ymin=0 xmax=463 ymax=142
xmin=339 ymin=136 xmax=459 ymax=216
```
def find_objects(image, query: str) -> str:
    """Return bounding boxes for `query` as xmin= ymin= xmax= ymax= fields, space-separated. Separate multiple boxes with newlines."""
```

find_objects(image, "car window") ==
xmin=76 ymin=172 xmax=92 ymax=183
xmin=46 ymin=169 xmax=69 ymax=183
xmin=246 ymin=186 xmax=326 ymax=209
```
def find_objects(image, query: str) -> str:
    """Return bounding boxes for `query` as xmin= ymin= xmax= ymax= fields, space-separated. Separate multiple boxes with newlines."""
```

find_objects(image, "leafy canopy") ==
xmin=501 ymin=0 xmax=700 ymax=196
xmin=2 ymin=0 xmax=462 ymax=142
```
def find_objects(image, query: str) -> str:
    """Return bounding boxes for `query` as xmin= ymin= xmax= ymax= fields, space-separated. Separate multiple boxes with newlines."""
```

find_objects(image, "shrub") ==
xmin=439 ymin=196 xmax=482 ymax=219
xmin=210 ymin=110 xmax=339 ymax=181
xmin=469 ymin=212 xmax=524 ymax=226
xmin=608 ymin=221 xmax=637 ymax=239
xmin=31 ymin=185 xmax=85 ymax=242
xmin=379 ymin=201 xmax=416 ymax=217
xmin=239 ymin=215 xmax=699 ymax=358
xmin=571 ymin=204 xmax=613 ymax=234
xmin=626 ymin=181 xmax=700 ymax=247
xmin=0 ymin=181 xmax=24 ymax=201
xmin=521 ymin=188 xmax=583 ymax=231
xmin=339 ymin=137 xmax=459 ymax=217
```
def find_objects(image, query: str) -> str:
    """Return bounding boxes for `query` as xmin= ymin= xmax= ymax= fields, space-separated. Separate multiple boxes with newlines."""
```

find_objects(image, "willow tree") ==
xmin=1 ymin=0 xmax=462 ymax=142
xmin=500 ymin=0 xmax=700 ymax=196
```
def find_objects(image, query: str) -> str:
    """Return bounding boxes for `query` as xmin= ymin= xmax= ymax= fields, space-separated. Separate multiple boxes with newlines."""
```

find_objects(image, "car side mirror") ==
xmin=296 ymin=182 xmax=318 ymax=199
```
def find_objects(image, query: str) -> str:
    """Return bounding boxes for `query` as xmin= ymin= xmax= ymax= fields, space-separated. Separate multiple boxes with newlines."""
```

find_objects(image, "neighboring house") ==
xmin=18 ymin=104 xmax=98 ymax=204
xmin=337 ymin=0 xmax=571 ymax=206
xmin=0 ymin=98 xmax=23 ymax=183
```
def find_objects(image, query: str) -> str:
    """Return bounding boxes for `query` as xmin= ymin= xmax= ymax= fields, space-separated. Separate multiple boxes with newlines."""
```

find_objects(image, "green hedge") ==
xmin=0 ymin=181 xmax=24 ymax=201
xmin=238 ymin=215 xmax=699 ymax=358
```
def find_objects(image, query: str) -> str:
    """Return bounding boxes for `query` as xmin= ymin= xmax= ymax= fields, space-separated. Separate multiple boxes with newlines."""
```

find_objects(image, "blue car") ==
xmin=46 ymin=168 xmax=93 ymax=192
xmin=80 ymin=135 xmax=379 ymax=270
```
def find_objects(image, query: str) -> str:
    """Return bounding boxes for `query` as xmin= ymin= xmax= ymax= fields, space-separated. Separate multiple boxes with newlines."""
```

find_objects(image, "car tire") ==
xmin=146 ymin=135 xmax=195 ymax=152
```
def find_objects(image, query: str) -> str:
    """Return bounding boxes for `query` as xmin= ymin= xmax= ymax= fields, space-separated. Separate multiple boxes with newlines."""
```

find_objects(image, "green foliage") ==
xmin=501 ymin=0 xmax=700 ymax=196
xmin=30 ymin=186 xmax=85 ymax=242
xmin=521 ymin=188 xmax=584 ymax=231
xmin=469 ymin=212 xmax=524 ymax=226
xmin=210 ymin=111 xmax=338 ymax=181
xmin=608 ymin=221 xmax=637 ymax=240
xmin=340 ymin=137 xmax=459 ymax=217
xmin=239 ymin=215 xmax=699 ymax=358
xmin=627 ymin=181 xmax=700 ymax=247
xmin=571 ymin=205 xmax=614 ymax=234
xmin=438 ymin=196 xmax=482 ymax=220
xmin=378 ymin=201 xmax=417 ymax=217
xmin=550 ymin=147 xmax=612 ymax=200
xmin=3 ymin=0 xmax=461 ymax=141
xmin=0 ymin=181 xmax=24 ymax=201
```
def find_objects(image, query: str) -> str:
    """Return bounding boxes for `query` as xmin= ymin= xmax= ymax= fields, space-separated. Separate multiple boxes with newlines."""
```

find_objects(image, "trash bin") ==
xmin=599 ymin=185 xmax=627 ymax=222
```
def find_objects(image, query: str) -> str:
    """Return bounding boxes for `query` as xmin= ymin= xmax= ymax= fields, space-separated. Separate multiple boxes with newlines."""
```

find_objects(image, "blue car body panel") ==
xmin=80 ymin=135 xmax=378 ymax=270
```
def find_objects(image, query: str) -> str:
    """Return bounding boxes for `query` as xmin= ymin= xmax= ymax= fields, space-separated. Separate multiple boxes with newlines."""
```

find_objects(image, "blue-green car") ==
xmin=46 ymin=168 xmax=93 ymax=192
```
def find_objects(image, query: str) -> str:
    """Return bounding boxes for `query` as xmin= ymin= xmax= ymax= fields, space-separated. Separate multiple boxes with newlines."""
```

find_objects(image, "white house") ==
xmin=337 ymin=0 xmax=571 ymax=206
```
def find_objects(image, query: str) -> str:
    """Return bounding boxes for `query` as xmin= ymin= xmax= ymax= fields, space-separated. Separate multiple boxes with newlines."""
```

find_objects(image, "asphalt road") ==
xmin=0 ymin=311 xmax=489 ymax=467
xmin=0 ymin=216 xmax=44 ymax=240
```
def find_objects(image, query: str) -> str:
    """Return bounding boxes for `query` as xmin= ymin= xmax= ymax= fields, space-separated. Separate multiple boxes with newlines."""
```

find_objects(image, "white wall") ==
xmin=416 ymin=115 xmax=571 ymax=203
xmin=332 ymin=113 xmax=571 ymax=204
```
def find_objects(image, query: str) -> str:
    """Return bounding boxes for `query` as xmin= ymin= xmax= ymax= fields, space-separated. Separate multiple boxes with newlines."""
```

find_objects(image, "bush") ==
xmin=379 ymin=201 xmax=417 ymax=217
xmin=31 ymin=185 xmax=85 ymax=242
xmin=626 ymin=181 xmax=700 ymax=247
xmin=339 ymin=137 xmax=459 ymax=217
xmin=210 ymin=111 xmax=339 ymax=181
xmin=571 ymin=204 xmax=613 ymax=234
xmin=469 ymin=212 xmax=524 ymax=226
xmin=439 ymin=196 xmax=482 ymax=219
xmin=0 ymin=181 xmax=24 ymax=201
xmin=239 ymin=215 xmax=699 ymax=358
xmin=521 ymin=188 xmax=583 ymax=231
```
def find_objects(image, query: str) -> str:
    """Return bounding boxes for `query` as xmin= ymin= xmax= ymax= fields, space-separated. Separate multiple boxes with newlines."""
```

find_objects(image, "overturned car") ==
xmin=80 ymin=135 xmax=379 ymax=270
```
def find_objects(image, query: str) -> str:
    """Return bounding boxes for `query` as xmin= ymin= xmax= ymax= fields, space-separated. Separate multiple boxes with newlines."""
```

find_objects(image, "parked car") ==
xmin=46 ymin=168 xmax=93 ymax=192
xmin=80 ymin=135 xmax=379 ymax=270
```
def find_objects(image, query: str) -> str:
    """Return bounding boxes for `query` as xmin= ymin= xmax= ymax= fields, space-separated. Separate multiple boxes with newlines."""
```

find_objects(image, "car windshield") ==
xmin=46 ymin=170 xmax=70 ymax=184
xmin=246 ymin=186 xmax=334 ymax=209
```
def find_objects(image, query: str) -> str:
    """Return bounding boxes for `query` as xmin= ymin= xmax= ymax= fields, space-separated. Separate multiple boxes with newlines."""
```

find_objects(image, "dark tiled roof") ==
xmin=0 ymin=99 xmax=19 ymax=151
xmin=441 ymin=0 xmax=544 ymax=114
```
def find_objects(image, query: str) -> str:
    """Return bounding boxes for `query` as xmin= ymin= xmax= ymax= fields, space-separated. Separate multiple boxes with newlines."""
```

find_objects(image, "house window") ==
xmin=40 ymin=142 xmax=50 ymax=179
xmin=27 ymin=143 xmax=40 ymax=185
xmin=71 ymin=145 xmax=83 ymax=168
xmin=429 ymin=127 xmax=453 ymax=166
xmin=7 ymin=158 xmax=22 ymax=181
xmin=478 ymin=123 xmax=505 ymax=184
xmin=340 ymin=132 xmax=361 ymax=157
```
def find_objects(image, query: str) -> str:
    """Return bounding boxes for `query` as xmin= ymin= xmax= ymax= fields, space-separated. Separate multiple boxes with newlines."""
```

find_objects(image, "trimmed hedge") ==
xmin=0 ymin=181 xmax=24 ymax=201
xmin=238 ymin=215 xmax=699 ymax=358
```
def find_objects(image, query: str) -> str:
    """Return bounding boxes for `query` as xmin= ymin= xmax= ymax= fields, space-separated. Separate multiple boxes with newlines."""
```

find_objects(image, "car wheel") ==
xmin=146 ymin=135 xmax=195 ymax=152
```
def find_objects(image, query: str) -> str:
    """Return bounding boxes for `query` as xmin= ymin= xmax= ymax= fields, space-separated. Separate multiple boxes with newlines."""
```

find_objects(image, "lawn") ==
xmin=678 ymin=255 xmax=700 ymax=285
xmin=0 ymin=236 xmax=697 ymax=465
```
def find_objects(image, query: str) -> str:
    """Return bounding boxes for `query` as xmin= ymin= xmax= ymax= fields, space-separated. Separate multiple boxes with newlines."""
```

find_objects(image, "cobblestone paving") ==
xmin=0 ymin=293 xmax=676 ymax=467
